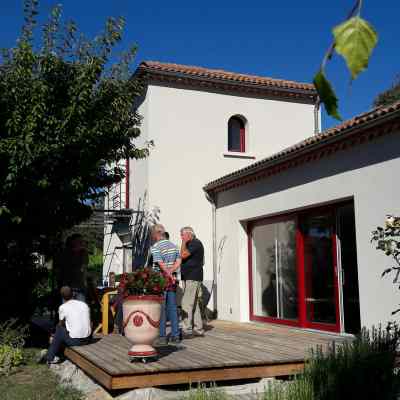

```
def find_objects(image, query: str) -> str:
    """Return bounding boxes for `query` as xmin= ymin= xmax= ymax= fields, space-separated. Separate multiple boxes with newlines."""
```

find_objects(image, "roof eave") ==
xmin=137 ymin=65 xmax=317 ymax=103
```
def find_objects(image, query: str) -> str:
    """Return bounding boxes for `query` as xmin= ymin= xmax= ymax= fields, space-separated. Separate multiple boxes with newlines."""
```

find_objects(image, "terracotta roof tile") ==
xmin=204 ymin=100 xmax=400 ymax=192
xmin=138 ymin=61 xmax=316 ymax=93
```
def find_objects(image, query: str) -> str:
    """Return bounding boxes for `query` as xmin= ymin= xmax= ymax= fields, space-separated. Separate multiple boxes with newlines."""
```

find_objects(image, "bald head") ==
xmin=60 ymin=286 xmax=73 ymax=301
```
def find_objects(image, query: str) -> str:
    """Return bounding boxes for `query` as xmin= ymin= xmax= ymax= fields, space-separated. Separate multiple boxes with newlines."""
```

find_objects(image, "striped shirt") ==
xmin=150 ymin=239 xmax=181 ymax=272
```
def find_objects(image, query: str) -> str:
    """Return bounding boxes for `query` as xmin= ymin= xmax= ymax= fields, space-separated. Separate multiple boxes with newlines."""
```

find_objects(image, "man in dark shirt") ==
xmin=180 ymin=226 xmax=204 ymax=336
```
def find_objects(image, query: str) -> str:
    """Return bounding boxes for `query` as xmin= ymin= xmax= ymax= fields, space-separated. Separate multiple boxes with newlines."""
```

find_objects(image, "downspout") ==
xmin=125 ymin=158 xmax=131 ymax=273
xmin=205 ymin=191 xmax=218 ymax=317
xmin=314 ymin=97 xmax=321 ymax=134
xmin=125 ymin=158 xmax=130 ymax=209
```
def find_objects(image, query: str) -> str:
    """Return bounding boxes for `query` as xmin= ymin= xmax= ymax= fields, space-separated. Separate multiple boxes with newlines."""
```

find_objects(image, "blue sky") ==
xmin=1 ymin=0 xmax=398 ymax=129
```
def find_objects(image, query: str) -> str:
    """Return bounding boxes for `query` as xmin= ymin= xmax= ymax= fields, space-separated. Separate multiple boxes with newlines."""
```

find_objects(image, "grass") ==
xmin=262 ymin=378 xmax=313 ymax=400
xmin=183 ymin=384 xmax=230 ymax=400
xmin=0 ymin=349 xmax=83 ymax=400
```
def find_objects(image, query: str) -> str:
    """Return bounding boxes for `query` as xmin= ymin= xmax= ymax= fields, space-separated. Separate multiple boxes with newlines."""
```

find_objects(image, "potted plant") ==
xmin=121 ymin=267 xmax=169 ymax=361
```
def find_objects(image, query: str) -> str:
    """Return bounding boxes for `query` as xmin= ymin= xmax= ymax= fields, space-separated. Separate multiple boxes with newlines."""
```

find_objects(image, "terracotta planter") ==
xmin=122 ymin=295 xmax=163 ymax=360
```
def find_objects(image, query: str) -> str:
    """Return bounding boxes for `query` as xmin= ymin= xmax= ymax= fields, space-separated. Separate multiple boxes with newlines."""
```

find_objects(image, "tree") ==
xmin=0 ymin=0 xmax=149 ymax=319
xmin=374 ymin=76 xmax=400 ymax=107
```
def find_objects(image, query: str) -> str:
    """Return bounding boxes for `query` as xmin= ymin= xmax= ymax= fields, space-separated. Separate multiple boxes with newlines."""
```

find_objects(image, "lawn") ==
xmin=0 ymin=349 xmax=83 ymax=400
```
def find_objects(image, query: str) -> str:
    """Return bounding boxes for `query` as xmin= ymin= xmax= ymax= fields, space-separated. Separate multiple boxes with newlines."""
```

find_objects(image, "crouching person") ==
xmin=46 ymin=286 xmax=91 ymax=364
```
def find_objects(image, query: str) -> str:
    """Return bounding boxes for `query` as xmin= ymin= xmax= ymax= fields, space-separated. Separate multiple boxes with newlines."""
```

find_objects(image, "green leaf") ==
xmin=0 ymin=206 xmax=11 ymax=216
xmin=333 ymin=16 xmax=378 ymax=80
xmin=37 ymin=179 xmax=49 ymax=189
xmin=11 ymin=215 xmax=22 ymax=224
xmin=313 ymin=70 xmax=342 ymax=121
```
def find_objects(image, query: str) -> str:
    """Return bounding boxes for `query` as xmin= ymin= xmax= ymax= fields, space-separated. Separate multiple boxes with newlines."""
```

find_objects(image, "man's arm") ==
xmin=158 ymin=260 xmax=169 ymax=274
xmin=58 ymin=306 xmax=66 ymax=327
xmin=151 ymin=246 xmax=166 ymax=272
xmin=169 ymin=257 xmax=182 ymax=274
xmin=181 ymin=241 xmax=191 ymax=259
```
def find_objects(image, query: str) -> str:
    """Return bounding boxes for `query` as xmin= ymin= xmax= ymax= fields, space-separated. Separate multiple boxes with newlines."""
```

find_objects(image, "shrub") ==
xmin=305 ymin=324 xmax=400 ymax=400
xmin=0 ymin=319 xmax=28 ymax=348
xmin=88 ymin=248 xmax=103 ymax=285
xmin=263 ymin=324 xmax=399 ymax=400
xmin=0 ymin=319 xmax=28 ymax=376
xmin=0 ymin=345 xmax=23 ymax=375
xmin=371 ymin=216 xmax=400 ymax=315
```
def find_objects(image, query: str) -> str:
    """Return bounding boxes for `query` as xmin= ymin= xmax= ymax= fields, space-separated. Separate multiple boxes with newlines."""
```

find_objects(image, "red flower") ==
xmin=123 ymin=267 xmax=167 ymax=295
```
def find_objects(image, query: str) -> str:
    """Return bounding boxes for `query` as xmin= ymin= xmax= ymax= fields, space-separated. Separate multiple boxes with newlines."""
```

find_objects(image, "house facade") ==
xmin=103 ymin=61 xmax=319 ymax=292
xmin=204 ymin=101 xmax=400 ymax=333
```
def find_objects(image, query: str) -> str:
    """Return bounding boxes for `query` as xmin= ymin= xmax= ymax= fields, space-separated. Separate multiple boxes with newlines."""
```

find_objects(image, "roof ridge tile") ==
xmin=139 ymin=60 xmax=315 ymax=92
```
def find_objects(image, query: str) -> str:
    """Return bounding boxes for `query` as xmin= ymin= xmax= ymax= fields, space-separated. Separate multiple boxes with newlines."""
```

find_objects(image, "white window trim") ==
xmin=222 ymin=151 xmax=256 ymax=160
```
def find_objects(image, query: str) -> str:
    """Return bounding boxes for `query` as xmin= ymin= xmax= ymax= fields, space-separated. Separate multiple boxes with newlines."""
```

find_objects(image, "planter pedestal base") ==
xmin=128 ymin=344 xmax=158 ymax=359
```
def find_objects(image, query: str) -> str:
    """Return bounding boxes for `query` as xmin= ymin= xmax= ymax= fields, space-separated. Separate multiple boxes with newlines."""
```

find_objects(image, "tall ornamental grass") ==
xmin=306 ymin=324 xmax=400 ymax=400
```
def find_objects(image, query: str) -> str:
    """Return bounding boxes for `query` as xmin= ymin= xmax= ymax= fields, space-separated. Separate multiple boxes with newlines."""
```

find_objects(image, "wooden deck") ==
xmin=65 ymin=321 xmax=348 ymax=390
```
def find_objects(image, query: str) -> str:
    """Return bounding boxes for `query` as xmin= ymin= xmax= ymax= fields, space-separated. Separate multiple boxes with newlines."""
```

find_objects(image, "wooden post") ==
xmin=102 ymin=292 xmax=110 ymax=335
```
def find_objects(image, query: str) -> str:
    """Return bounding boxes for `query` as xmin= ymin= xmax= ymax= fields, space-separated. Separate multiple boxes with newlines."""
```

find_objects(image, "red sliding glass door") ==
xmin=249 ymin=206 xmax=341 ymax=332
xmin=299 ymin=209 xmax=340 ymax=331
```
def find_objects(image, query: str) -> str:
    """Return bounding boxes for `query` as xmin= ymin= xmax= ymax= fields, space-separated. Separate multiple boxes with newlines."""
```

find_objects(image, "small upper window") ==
xmin=228 ymin=116 xmax=245 ymax=152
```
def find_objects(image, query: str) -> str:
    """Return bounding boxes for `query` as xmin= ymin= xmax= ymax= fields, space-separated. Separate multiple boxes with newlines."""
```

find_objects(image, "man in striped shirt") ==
xmin=150 ymin=224 xmax=181 ymax=345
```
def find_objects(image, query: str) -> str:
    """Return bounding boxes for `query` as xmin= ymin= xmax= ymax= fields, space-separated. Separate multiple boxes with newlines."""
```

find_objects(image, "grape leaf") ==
xmin=333 ymin=16 xmax=378 ymax=80
xmin=313 ymin=70 xmax=342 ymax=121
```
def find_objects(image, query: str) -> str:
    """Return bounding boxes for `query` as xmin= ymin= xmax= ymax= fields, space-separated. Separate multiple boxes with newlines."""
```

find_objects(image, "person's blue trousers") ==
xmin=47 ymin=325 xmax=90 ymax=362
xmin=159 ymin=290 xmax=179 ymax=339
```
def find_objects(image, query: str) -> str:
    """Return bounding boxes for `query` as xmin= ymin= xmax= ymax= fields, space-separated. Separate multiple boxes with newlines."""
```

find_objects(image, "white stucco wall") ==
xmin=141 ymin=84 xmax=316 ymax=284
xmin=132 ymin=93 xmax=150 ymax=209
xmin=214 ymin=132 xmax=400 ymax=329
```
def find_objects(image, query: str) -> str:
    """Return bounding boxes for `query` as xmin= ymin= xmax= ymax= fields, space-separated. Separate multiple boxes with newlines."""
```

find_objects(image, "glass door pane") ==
xmin=252 ymin=223 xmax=277 ymax=317
xmin=301 ymin=212 xmax=337 ymax=326
xmin=277 ymin=220 xmax=298 ymax=320
xmin=337 ymin=204 xmax=361 ymax=334
xmin=251 ymin=218 xmax=298 ymax=320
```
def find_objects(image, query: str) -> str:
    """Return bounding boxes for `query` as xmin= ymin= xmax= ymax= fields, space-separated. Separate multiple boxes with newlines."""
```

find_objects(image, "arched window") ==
xmin=228 ymin=116 xmax=246 ymax=152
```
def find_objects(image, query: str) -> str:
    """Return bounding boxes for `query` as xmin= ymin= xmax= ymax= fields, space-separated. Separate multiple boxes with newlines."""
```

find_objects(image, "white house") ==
xmin=203 ymin=101 xmax=400 ymax=333
xmin=104 ymin=61 xmax=400 ymax=334
xmin=103 ymin=61 xmax=319 ymax=290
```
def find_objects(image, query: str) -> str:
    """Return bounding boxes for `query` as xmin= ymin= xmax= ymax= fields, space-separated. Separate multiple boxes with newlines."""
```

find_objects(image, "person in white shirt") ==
xmin=46 ymin=286 xmax=91 ymax=364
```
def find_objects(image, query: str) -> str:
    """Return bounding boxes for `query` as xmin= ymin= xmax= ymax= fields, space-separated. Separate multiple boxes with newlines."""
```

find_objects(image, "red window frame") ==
xmin=248 ymin=204 xmax=343 ymax=333
xmin=239 ymin=126 xmax=245 ymax=152
xmin=228 ymin=116 xmax=246 ymax=153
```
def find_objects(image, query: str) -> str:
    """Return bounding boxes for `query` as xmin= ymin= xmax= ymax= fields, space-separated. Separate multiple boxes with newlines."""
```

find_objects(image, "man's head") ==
xmin=180 ymin=226 xmax=195 ymax=242
xmin=60 ymin=286 xmax=73 ymax=302
xmin=151 ymin=224 xmax=166 ymax=242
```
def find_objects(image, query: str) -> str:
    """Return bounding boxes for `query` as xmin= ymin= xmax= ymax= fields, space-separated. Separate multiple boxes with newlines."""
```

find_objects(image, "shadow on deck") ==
xmin=65 ymin=320 xmax=349 ymax=390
